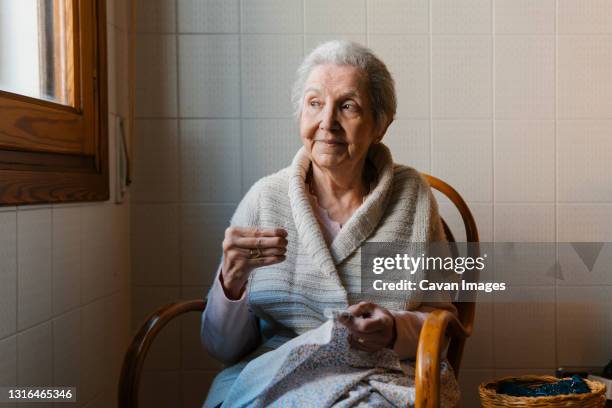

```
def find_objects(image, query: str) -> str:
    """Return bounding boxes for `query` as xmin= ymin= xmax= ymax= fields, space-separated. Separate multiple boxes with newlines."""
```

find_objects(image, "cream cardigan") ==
xmin=245 ymin=142 xmax=449 ymax=332
xmin=201 ymin=142 xmax=457 ymax=407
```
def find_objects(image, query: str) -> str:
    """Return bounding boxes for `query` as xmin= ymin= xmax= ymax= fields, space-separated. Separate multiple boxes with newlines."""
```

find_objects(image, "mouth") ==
xmin=315 ymin=139 xmax=346 ymax=146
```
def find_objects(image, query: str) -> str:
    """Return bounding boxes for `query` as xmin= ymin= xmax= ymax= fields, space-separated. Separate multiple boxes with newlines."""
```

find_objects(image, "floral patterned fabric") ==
xmin=219 ymin=318 xmax=460 ymax=408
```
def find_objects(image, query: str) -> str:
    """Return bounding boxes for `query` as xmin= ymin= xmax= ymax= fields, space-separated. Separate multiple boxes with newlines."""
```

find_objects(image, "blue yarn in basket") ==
xmin=498 ymin=375 xmax=591 ymax=397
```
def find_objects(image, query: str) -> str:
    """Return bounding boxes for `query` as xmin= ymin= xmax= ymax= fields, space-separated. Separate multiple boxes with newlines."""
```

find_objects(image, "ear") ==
xmin=374 ymin=119 xmax=393 ymax=144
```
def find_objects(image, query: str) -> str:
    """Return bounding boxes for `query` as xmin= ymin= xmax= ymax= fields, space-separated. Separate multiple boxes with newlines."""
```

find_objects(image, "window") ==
xmin=0 ymin=0 xmax=108 ymax=205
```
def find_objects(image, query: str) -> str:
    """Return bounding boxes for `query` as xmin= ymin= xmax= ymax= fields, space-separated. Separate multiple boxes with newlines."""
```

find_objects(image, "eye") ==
xmin=341 ymin=102 xmax=358 ymax=112
xmin=309 ymin=100 xmax=321 ymax=108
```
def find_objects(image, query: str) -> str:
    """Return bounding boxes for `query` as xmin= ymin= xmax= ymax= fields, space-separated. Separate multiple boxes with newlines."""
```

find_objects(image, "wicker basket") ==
xmin=479 ymin=375 xmax=607 ymax=407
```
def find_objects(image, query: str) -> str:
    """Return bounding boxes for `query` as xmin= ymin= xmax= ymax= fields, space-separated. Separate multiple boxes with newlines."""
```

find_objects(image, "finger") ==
xmin=352 ymin=315 xmax=387 ymax=333
xmin=337 ymin=312 xmax=356 ymax=330
xmin=355 ymin=332 xmax=390 ymax=350
xmin=342 ymin=314 xmax=387 ymax=334
xmin=348 ymin=330 xmax=382 ymax=343
xmin=344 ymin=305 xmax=389 ymax=333
xmin=244 ymin=255 xmax=286 ymax=267
xmin=274 ymin=228 xmax=288 ymax=237
xmin=348 ymin=334 xmax=380 ymax=353
xmin=347 ymin=301 xmax=374 ymax=318
xmin=341 ymin=302 xmax=375 ymax=331
xmin=240 ymin=247 xmax=286 ymax=258
xmin=234 ymin=236 xmax=288 ymax=249
xmin=339 ymin=314 xmax=377 ymax=334
xmin=239 ymin=227 xmax=288 ymax=238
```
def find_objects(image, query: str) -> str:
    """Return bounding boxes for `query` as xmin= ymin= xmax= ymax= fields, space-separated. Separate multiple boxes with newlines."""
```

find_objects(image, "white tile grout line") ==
xmin=554 ymin=0 xmax=559 ymax=372
xmin=429 ymin=0 xmax=433 ymax=175
xmin=303 ymin=0 xmax=306 ymax=55
xmin=173 ymin=1 xmax=184 ymax=406
xmin=14 ymin=209 xmax=19 ymax=387
xmin=128 ymin=197 xmax=612 ymax=208
xmin=78 ymin=204 xmax=83 ymax=396
xmin=491 ymin=0 xmax=497 ymax=374
xmin=364 ymin=0 xmax=368 ymax=42
xmin=136 ymin=115 xmax=608 ymax=120
xmin=239 ymin=1 xmax=244 ymax=197
xmin=50 ymin=206 xmax=55 ymax=386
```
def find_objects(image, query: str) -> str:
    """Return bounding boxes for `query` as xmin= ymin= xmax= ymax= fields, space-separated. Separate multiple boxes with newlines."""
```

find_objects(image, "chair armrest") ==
xmin=415 ymin=309 xmax=470 ymax=408
xmin=118 ymin=299 xmax=206 ymax=408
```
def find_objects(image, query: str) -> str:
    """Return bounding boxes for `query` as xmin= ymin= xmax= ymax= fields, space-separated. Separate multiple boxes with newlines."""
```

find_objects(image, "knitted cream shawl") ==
xmin=232 ymin=142 xmax=444 ymax=336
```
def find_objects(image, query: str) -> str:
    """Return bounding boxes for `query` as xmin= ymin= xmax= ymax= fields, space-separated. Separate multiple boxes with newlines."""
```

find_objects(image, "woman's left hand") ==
xmin=338 ymin=301 xmax=397 ymax=352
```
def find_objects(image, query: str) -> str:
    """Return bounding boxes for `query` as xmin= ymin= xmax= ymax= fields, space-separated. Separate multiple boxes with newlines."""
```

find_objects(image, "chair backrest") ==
xmin=422 ymin=174 xmax=479 ymax=376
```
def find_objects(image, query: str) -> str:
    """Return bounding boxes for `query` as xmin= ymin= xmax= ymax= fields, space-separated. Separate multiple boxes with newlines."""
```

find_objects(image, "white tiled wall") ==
xmin=305 ymin=0 xmax=366 ymax=34
xmin=0 ymin=0 xmax=132 ymax=407
xmin=369 ymin=35 xmax=430 ymax=118
xmin=178 ymin=0 xmax=239 ymax=34
xmin=133 ymin=1 xmax=612 ymax=406
xmin=181 ymin=120 xmax=242 ymax=201
xmin=132 ymin=119 xmax=179 ymax=202
xmin=494 ymin=35 xmax=555 ymax=119
xmin=179 ymin=35 xmax=241 ymax=117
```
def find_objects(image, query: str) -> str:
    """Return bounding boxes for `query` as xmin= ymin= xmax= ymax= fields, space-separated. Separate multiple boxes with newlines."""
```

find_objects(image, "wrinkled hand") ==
xmin=221 ymin=226 xmax=288 ymax=300
xmin=338 ymin=301 xmax=397 ymax=353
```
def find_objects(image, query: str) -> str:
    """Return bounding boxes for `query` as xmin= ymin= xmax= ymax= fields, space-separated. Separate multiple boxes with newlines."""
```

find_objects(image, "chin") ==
xmin=312 ymin=153 xmax=344 ymax=169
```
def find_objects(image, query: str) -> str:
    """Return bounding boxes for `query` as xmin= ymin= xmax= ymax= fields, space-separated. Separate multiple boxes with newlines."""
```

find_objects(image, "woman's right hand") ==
xmin=221 ymin=226 xmax=288 ymax=300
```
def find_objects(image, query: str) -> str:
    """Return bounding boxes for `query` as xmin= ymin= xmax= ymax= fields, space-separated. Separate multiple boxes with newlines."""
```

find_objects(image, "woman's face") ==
xmin=299 ymin=64 xmax=383 ymax=172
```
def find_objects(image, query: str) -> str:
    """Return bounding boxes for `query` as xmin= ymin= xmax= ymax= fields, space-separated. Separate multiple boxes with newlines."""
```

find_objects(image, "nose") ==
xmin=319 ymin=104 xmax=340 ymax=131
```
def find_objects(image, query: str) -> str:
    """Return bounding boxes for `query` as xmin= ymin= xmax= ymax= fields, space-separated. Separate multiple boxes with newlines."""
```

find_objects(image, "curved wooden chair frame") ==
xmin=118 ymin=173 xmax=479 ymax=408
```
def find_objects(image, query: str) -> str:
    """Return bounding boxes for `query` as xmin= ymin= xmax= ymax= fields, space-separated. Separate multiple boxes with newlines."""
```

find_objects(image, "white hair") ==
xmin=291 ymin=40 xmax=397 ymax=131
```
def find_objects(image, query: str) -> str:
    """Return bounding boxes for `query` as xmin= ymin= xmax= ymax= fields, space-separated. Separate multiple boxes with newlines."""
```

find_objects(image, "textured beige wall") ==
xmin=132 ymin=1 xmax=612 ymax=406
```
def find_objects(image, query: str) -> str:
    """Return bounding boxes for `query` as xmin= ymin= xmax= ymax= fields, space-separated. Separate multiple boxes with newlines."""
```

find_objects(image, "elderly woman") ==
xmin=201 ymin=40 xmax=459 ymax=408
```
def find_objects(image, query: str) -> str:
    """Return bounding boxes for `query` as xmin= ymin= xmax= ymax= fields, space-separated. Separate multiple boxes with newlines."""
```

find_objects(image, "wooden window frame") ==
xmin=0 ymin=0 xmax=108 ymax=206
